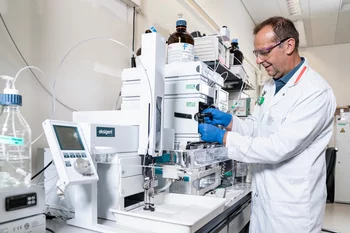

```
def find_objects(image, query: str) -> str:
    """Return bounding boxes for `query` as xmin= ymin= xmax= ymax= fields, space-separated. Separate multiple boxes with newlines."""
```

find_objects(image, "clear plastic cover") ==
xmin=185 ymin=147 xmax=229 ymax=168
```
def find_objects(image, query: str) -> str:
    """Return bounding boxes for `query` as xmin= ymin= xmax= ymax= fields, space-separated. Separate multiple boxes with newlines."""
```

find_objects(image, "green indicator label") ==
xmin=186 ymin=84 xmax=196 ymax=89
xmin=186 ymin=102 xmax=196 ymax=107
xmin=257 ymin=96 xmax=265 ymax=106
xmin=0 ymin=136 xmax=24 ymax=145
xmin=338 ymin=124 xmax=346 ymax=126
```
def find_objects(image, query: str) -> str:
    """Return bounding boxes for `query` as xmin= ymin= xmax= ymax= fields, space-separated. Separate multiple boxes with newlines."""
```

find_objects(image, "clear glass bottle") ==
xmin=0 ymin=77 xmax=31 ymax=189
xmin=167 ymin=14 xmax=194 ymax=64
xmin=234 ymin=160 xmax=247 ymax=188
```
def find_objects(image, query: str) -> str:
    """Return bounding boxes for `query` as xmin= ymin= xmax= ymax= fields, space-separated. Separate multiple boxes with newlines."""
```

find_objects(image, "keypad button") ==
xmin=81 ymin=153 xmax=87 ymax=158
xmin=28 ymin=201 xmax=31 ymax=205
xmin=65 ymin=161 xmax=72 ymax=167
xmin=27 ymin=197 xmax=31 ymax=201
xmin=75 ymin=153 xmax=81 ymax=158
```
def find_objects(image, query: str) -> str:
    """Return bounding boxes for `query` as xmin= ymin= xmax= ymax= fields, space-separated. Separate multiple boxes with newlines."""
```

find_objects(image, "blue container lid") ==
xmin=149 ymin=26 xmax=157 ymax=33
xmin=231 ymin=38 xmax=238 ymax=43
xmin=176 ymin=19 xmax=187 ymax=27
xmin=0 ymin=94 xmax=22 ymax=106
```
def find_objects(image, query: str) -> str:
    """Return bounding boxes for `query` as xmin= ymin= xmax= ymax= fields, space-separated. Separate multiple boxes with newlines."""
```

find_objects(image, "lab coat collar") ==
xmin=266 ymin=57 xmax=309 ymax=109
xmin=286 ymin=57 xmax=309 ymax=88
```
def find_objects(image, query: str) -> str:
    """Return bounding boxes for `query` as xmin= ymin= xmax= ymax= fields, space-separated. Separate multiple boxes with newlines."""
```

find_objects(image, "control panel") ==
xmin=6 ymin=192 xmax=37 ymax=211
xmin=42 ymin=119 xmax=99 ymax=186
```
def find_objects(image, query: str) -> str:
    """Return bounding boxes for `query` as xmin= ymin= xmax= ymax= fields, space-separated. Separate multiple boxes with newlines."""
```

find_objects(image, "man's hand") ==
xmin=202 ymin=108 xmax=232 ymax=127
xmin=198 ymin=123 xmax=227 ymax=144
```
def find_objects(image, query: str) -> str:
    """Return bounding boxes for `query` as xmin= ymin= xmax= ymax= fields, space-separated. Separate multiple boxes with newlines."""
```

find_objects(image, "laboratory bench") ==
xmin=46 ymin=188 xmax=251 ymax=233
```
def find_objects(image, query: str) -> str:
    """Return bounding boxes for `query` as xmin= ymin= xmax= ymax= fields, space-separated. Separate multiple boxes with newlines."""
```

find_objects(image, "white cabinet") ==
xmin=335 ymin=121 xmax=350 ymax=203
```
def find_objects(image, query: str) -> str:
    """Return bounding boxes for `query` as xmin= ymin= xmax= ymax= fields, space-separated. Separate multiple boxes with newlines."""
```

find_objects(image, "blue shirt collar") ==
xmin=274 ymin=57 xmax=305 ymax=94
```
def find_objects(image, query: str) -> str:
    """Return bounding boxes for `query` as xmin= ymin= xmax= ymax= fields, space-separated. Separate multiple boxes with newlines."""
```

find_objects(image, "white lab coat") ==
xmin=226 ymin=58 xmax=336 ymax=233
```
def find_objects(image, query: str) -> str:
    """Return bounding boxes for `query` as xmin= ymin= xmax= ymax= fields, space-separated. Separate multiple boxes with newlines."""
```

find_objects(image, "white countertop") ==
xmin=224 ymin=187 xmax=251 ymax=209
xmin=47 ymin=219 xmax=147 ymax=233
xmin=46 ymin=187 xmax=251 ymax=233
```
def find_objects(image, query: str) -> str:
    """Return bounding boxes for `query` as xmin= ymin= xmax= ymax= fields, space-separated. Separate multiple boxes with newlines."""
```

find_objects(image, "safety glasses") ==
xmin=253 ymin=37 xmax=291 ymax=60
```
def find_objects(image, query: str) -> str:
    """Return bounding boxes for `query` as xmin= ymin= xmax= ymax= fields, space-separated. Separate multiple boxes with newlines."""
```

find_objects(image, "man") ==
xmin=199 ymin=16 xmax=336 ymax=233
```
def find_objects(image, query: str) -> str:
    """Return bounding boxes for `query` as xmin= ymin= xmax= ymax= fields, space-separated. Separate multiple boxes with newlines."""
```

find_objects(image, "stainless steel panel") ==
xmin=218 ymin=225 xmax=228 ymax=233
xmin=228 ymin=203 xmax=251 ymax=233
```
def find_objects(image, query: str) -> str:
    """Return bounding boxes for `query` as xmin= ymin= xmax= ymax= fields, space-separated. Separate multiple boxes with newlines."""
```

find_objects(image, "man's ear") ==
xmin=286 ymin=38 xmax=296 ymax=55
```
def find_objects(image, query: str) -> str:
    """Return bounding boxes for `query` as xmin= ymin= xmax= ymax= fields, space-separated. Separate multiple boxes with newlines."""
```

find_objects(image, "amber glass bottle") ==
xmin=167 ymin=14 xmax=194 ymax=64
xmin=230 ymin=39 xmax=244 ymax=65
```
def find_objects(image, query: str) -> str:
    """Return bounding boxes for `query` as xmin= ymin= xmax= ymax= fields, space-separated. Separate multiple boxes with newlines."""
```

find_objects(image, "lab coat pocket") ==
xmin=264 ymin=173 xmax=311 ymax=232
xmin=266 ymin=173 xmax=309 ymax=204
xmin=264 ymin=199 xmax=310 ymax=233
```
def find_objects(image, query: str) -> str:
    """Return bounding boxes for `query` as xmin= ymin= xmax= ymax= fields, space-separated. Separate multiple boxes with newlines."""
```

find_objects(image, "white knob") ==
xmin=74 ymin=158 xmax=91 ymax=175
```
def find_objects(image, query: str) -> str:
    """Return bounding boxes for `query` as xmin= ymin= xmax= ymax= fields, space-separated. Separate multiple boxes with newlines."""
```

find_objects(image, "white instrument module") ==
xmin=42 ymin=120 xmax=99 ymax=186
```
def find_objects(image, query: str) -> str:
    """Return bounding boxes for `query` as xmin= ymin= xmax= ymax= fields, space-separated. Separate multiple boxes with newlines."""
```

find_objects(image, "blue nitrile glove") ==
xmin=202 ymin=108 xmax=232 ymax=127
xmin=198 ymin=123 xmax=226 ymax=144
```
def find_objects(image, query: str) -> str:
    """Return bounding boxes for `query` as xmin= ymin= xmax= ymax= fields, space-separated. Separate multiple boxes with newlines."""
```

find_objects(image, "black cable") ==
xmin=0 ymin=13 xmax=76 ymax=112
xmin=46 ymin=228 xmax=55 ymax=233
xmin=31 ymin=160 xmax=53 ymax=180
xmin=131 ymin=7 xmax=136 ymax=68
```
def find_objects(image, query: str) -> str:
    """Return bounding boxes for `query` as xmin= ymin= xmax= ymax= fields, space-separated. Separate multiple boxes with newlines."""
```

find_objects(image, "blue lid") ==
xmin=0 ymin=94 xmax=22 ymax=106
xmin=149 ymin=26 xmax=157 ymax=33
xmin=176 ymin=19 xmax=187 ymax=27
xmin=231 ymin=38 xmax=238 ymax=43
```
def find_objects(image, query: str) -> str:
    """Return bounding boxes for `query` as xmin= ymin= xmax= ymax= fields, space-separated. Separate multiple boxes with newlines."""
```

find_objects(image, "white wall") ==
xmin=0 ymin=0 xmax=133 ymax=171
xmin=135 ymin=1 xmax=218 ymax=46
xmin=300 ymin=43 xmax=350 ymax=106
xmin=300 ymin=43 xmax=350 ymax=146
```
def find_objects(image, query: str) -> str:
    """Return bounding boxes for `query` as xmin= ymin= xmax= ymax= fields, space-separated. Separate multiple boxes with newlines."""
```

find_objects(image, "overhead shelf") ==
xmin=223 ymin=79 xmax=255 ymax=91
xmin=204 ymin=61 xmax=255 ymax=91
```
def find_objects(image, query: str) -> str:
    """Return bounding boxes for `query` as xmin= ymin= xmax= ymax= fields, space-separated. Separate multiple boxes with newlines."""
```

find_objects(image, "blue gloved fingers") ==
xmin=198 ymin=123 xmax=211 ymax=142
xmin=222 ymin=113 xmax=232 ymax=127
xmin=202 ymin=108 xmax=232 ymax=127
xmin=204 ymin=116 xmax=212 ymax=124
xmin=216 ymin=129 xmax=226 ymax=144
xmin=198 ymin=123 xmax=226 ymax=144
xmin=202 ymin=108 xmax=216 ymax=114
xmin=203 ymin=108 xmax=220 ymax=125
